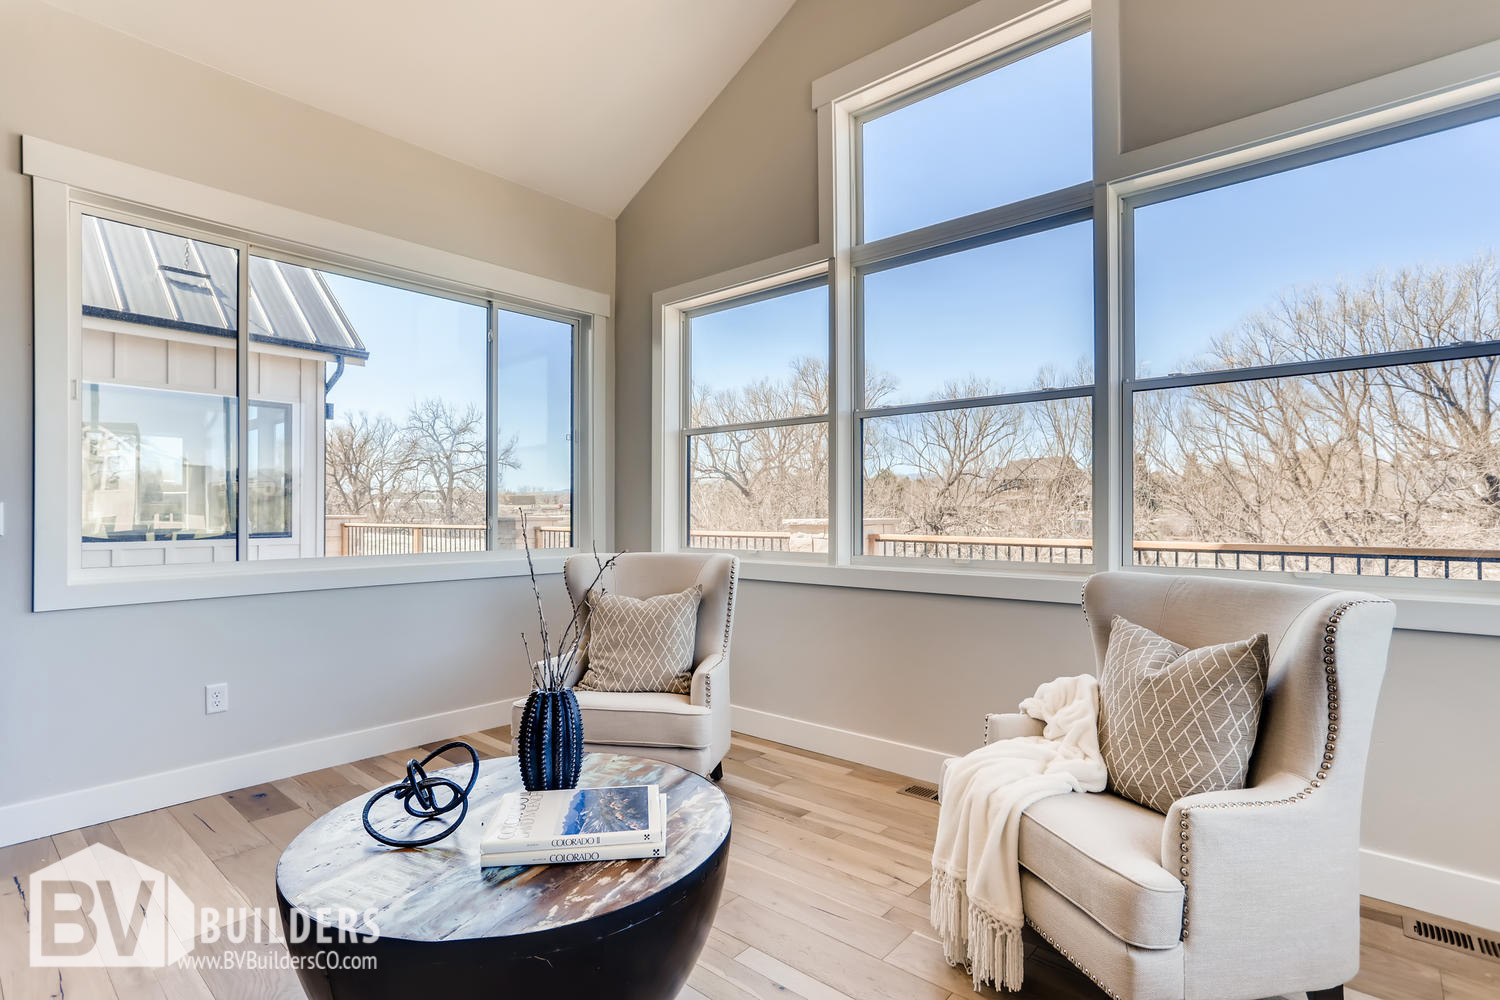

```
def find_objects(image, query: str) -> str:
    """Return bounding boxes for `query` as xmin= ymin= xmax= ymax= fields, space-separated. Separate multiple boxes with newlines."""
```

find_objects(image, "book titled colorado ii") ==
xmin=479 ymin=784 xmax=666 ymax=868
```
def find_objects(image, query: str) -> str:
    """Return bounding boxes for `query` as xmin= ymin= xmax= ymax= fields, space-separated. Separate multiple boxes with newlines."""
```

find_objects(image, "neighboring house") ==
xmin=79 ymin=214 xmax=367 ymax=566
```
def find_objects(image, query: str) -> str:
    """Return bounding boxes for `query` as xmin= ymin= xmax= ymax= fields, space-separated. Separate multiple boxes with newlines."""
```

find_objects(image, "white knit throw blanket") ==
xmin=931 ymin=674 xmax=1108 ymax=992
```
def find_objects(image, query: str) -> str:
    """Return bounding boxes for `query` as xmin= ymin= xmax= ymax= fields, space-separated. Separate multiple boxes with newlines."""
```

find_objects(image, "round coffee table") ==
xmin=275 ymin=752 xmax=732 ymax=999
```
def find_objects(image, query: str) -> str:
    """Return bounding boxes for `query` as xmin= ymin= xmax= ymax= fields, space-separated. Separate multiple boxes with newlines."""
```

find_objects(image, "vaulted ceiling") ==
xmin=43 ymin=0 xmax=796 ymax=218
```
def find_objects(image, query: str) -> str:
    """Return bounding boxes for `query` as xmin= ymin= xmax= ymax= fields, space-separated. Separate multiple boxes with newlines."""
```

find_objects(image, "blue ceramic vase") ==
xmin=517 ymin=688 xmax=584 ymax=791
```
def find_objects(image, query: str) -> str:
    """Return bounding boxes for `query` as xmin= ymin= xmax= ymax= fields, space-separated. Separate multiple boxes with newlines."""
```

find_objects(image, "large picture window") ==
xmin=684 ymin=279 xmax=830 ymax=553
xmin=855 ymin=24 xmax=1094 ymax=566
xmin=1128 ymin=111 xmax=1500 ymax=581
xmin=54 ymin=202 xmax=590 ymax=598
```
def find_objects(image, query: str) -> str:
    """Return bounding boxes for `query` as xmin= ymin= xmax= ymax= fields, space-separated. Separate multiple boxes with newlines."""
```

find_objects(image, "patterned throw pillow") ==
xmin=1098 ymin=615 xmax=1270 ymax=814
xmin=576 ymin=585 xmax=702 ymax=694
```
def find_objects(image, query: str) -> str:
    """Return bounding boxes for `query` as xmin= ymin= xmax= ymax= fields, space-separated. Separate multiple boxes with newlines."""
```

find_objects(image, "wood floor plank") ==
xmin=723 ymin=857 xmax=910 ymax=959
xmin=688 ymin=956 xmax=799 ymax=1000
xmin=723 ymin=743 xmax=767 ymax=763
xmin=732 ymin=822 xmax=910 ymax=894
xmin=736 ymin=947 xmax=854 ymax=1000
xmin=1441 ymin=971 xmax=1500 ymax=1000
xmin=720 ymin=773 xmax=889 ymax=835
xmin=720 ymin=755 xmax=797 ymax=789
xmin=729 ymin=836 xmax=922 ymax=918
xmin=457 ymin=730 xmax=512 ymax=758
xmin=773 ymin=777 xmax=941 ymax=833
xmin=109 ymin=811 xmax=255 ymax=938
xmin=250 ymin=808 xmax=316 ymax=854
xmin=1350 ymin=935 xmax=1445 ymax=1000
xmin=189 ymin=917 xmax=303 ymax=1000
xmin=713 ymin=895 xmax=948 ymax=1000
xmin=883 ymin=931 xmax=1005 ymax=996
xmin=221 ymin=784 xmax=300 ymax=824
xmin=166 ymin=796 xmax=271 ymax=862
xmin=272 ymin=768 xmax=366 ymax=818
xmin=733 ymin=804 xmax=930 ymax=888
xmin=1359 ymin=917 xmax=1499 ymax=991
xmin=212 ymin=844 xmax=284 ymax=919
xmin=0 ymin=836 xmax=120 ymax=1000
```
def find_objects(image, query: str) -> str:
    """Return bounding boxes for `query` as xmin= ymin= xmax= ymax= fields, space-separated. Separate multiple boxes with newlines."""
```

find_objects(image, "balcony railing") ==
xmin=336 ymin=521 xmax=572 ymax=556
xmin=689 ymin=530 xmax=793 ymax=552
xmin=341 ymin=522 xmax=488 ymax=556
xmin=537 ymin=526 xmax=573 ymax=549
xmin=1131 ymin=540 xmax=1500 ymax=580
xmin=689 ymin=528 xmax=1500 ymax=580
xmin=866 ymin=534 xmax=1093 ymax=563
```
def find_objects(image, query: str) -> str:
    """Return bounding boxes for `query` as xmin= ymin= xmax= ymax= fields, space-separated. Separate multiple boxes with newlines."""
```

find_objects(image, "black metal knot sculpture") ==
xmin=362 ymin=741 xmax=480 ymax=848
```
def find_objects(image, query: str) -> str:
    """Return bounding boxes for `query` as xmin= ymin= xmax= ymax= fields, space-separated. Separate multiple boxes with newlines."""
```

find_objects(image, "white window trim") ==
xmin=651 ymin=3 xmax=1500 ymax=635
xmin=28 ymin=137 xmax=612 ymax=611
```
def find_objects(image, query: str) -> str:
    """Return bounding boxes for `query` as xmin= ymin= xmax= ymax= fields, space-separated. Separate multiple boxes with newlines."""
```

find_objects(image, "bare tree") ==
xmin=404 ymin=398 xmax=517 ymax=523
xmin=325 ymin=412 xmax=417 ymax=521
xmin=1137 ymin=256 xmax=1500 ymax=553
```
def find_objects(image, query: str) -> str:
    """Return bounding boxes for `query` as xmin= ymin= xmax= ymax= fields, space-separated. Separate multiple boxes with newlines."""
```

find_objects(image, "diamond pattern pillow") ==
xmin=1098 ymin=615 xmax=1270 ymax=814
xmin=576 ymin=585 xmax=702 ymax=694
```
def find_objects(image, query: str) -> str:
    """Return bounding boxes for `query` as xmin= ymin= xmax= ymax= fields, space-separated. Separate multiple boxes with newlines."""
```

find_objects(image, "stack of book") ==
xmin=479 ymin=783 xmax=667 ymax=868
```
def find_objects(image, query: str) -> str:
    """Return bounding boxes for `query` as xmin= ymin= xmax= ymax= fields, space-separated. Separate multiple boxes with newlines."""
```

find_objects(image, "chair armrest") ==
xmin=689 ymin=653 xmax=726 ymax=709
xmin=984 ymin=712 xmax=1044 ymax=744
xmin=691 ymin=653 xmax=730 ymax=770
xmin=1163 ymin=772 xmax=1360 ymax=993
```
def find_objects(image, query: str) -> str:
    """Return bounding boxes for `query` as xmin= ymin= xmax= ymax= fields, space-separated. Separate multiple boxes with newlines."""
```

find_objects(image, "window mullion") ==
xmin=1108 ymin=188 xmax=1132 ymax=573
xmin=486 ymin=301 xmax=498 ymax=552
xmin=235 ymin=240 xmax=250 ymax=562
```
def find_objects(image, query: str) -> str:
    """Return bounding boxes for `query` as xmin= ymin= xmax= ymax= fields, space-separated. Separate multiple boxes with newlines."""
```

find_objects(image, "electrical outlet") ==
xmin=205 ymin=683 xmax=229 ymax=714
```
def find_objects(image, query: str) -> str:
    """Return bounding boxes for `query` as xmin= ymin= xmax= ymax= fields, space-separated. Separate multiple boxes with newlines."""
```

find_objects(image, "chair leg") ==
xmin=710 ymin=763 xmax=724 ymax=782
xmin=1306 ymin=986 xmax=1343 ymax=1000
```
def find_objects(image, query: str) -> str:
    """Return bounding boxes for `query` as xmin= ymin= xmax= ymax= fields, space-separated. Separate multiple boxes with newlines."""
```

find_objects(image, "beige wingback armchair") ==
xmin=967 ymin=572 xmax=1395 ymax=1000
xmin=511 ymin=552 xmax=738 ymax=779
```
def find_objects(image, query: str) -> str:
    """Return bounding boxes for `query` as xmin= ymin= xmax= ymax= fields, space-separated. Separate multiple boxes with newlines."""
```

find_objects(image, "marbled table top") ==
xmin=275 ymin=753 xmax=732 ymax=942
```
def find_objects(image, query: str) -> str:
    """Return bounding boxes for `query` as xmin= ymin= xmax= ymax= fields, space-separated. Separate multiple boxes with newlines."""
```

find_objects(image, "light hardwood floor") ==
xmin=1 ymin=730 xmax=1493 ymax=1000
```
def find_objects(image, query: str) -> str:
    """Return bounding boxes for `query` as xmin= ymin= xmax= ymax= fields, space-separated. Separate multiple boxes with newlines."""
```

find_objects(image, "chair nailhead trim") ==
xmin=703 ymin=559 xmax=739 ymax=710
xmin=1175 ymin=598 xmax=1387 ymax=942
xmin=1025 ymin=916 xmax=1121 ymax=999
xmin=721 ymin=559 xmax=738 ymax=660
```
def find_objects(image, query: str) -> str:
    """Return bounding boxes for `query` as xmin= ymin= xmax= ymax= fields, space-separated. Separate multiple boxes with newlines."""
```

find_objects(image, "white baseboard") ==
xmin=732 ymin=703 xmax=1500 ymax=932
xmin=1361 ymin=847 xmax=1500 ymax=933
xmin=731 ymin=704 xmax=952 ymax=781
xmin=0 ymin=697 xmax=520 ymax=848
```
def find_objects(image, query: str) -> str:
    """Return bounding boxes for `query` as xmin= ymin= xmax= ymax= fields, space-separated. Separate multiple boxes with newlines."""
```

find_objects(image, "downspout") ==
xmin=324 ymin=355 xmax=345 ymax=419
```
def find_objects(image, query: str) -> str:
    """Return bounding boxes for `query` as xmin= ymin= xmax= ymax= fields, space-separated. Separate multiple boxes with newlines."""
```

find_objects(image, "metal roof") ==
xmin=81 ymin=214 xmax=369 ymax=361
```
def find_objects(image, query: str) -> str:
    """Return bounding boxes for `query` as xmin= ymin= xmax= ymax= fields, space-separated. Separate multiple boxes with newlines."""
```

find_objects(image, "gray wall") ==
xmin=1118 ymin=0 xmax=1500 ymax=151
xmin=613 ymin=0 xmax=1500 ymax=896
xmin=0 ymin=1 xmax=609 ymax=814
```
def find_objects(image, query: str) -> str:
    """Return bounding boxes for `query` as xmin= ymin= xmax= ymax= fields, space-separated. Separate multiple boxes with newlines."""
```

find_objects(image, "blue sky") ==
xmin=321 ymin=273 xmax=573 ymax=492
xmin=692 ymin=30 xmax=1500 ymax=409
xmin=1134 ymin=114 xmax=1500 ymax=375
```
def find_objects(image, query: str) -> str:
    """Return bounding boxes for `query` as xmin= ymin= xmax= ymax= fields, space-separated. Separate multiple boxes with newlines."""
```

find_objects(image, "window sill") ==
xmin=735 ymin=558 xmax=1500 ymax=637
xmin=35 ymin=550 xmax=570 ymax=612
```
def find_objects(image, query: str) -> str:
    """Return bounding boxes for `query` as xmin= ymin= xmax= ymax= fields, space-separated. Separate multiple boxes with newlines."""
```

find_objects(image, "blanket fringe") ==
xmin=931 ymin=869 xmax=1026 ymax=992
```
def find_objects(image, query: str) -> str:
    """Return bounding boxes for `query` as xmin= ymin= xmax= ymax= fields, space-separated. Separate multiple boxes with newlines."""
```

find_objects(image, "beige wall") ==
xmin=1119 ymin=0 xmax=1500 ymax=151
xmin=612 ymin=0 xmax=1500 ymax=908
xmin=0 ymin=1 xmax=601 ymax=816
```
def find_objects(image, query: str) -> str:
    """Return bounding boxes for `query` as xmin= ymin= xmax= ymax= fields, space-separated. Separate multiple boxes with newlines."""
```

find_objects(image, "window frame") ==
xmin=682 ymin=274 xmax=833 ymax=560
xmin=29 ymin=138 xmax=611 ymax=612
xmin=1116 ymin=98 xmax=1500 ymax=602
xmin=652 ymin=0 xmax=1500 ymax=633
